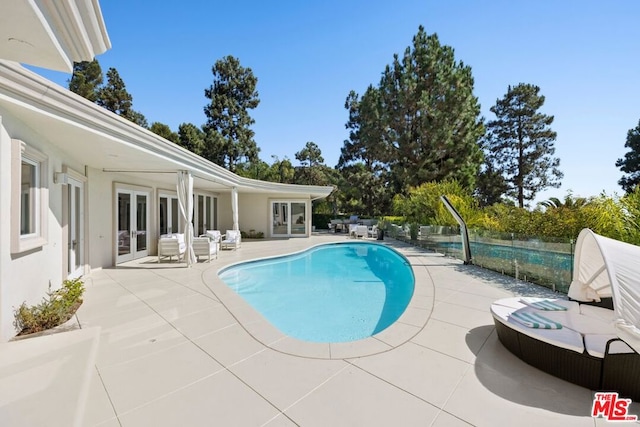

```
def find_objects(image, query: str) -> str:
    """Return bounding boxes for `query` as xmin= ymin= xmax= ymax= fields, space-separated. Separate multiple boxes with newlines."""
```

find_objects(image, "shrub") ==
xmin=14 ymin=278 xmax=85 ymax=335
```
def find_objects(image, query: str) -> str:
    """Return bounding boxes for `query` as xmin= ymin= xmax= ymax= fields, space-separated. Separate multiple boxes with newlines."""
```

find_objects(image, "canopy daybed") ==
xmin=491 ymin=229 xmax=640 ymax=400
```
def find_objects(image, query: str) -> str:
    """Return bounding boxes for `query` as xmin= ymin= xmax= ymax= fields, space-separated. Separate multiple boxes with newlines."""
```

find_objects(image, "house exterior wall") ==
xmin=0 ymin=112 xmax=83 ymax=341
xmin=238 ymin=193 xmax=270 ymax=236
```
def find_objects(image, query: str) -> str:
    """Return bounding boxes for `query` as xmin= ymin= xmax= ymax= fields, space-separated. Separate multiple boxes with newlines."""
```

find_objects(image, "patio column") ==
xmin=231 ymin=186 xmax=239 ymax=231
xmin=177 ymin=170 xmax=196 ymax=267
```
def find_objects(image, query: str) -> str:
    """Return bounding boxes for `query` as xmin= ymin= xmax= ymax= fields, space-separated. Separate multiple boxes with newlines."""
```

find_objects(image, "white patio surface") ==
xmin=5 ymin=233 xmax=639 ymax=426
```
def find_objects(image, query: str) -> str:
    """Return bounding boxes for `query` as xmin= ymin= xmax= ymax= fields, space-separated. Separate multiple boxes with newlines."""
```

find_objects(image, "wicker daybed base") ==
xmin=492 ymin=297 xmax=640 ymax=401
xmin=494 ymin=318 xmax=603 ymax=391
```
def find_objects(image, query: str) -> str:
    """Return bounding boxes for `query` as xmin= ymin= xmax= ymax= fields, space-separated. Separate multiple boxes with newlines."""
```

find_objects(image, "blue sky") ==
xmin=34 ymin=0 xmax=640 ymax=203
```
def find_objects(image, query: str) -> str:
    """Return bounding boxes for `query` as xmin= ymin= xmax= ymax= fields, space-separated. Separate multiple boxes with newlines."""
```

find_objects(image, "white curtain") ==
xmin=232 ymin=186 xmax=239 ymax=231
xmin=177 ymin=170 xmax=196 ymax=267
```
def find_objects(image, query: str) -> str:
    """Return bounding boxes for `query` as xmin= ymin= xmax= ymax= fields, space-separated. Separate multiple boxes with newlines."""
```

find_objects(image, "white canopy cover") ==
xmin=567 ymin=228 xmax=640 ymax=353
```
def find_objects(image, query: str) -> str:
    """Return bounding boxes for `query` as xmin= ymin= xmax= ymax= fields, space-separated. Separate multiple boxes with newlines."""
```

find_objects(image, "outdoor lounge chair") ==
xmin=490 ymin=229 xmax=640 ymax=401
xmin=204 ymin=230 xmax=222 ymax=251
xmin=367 ymin=225 xmax=378 ymax=238
xmin=157 ymin=233 xmax=186 ymax=263
xmin=192 ymin=236 xmax=218 ymax=262
xmin=221 ymin=230 xmax=241 ymax=250
xmin=355 ymin=225 xmax=368 ymax=239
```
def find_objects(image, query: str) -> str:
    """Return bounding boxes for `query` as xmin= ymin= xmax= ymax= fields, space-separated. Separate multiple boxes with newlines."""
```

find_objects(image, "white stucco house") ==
xmin=0 ymin=1 xmax=333 ymax=341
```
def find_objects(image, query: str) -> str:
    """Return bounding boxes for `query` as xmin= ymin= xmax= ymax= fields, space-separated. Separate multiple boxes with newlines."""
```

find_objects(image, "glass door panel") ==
xmin=272 ymin=202 xmax=288 ymax=236
xmin=136 ymin=194 xmax=148 ymax=253
xmin=195 ymin=194 xmax=216 ymax=235
xmin=291 ymin=202 xmax=306 ymax=235
xmin=68 ymin=179 xmax=84 ymax=279
xmin=171 ymin=198 xmax=179 ymax=233
xmin=118 ymin=192 xmax=131 ymax=258
xmin=159 ymin=195 xmax=180 ymax=235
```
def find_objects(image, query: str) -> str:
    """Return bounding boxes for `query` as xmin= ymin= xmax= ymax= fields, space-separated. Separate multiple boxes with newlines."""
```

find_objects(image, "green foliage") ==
xmin=293 ymin=142 xmax=335 ymax=187
xmin=150 ymin=122 xmax=179 ymax=143
xmin=616 ymin=119 xmax=640 ymax=193
xmin=97 ymin=68 xmax=134 ymax=116
xmin=379 ymin=27 xmax=484 ymax=192
xmin=409 ymin=223 xmax=419 ymax=240
xmin=475 ymin=160 xmax=508 ymax=207
xmin=14 ymin=278 xmax=85 ymax=335
xmin=177 ymin=123 xmax=206 ymax=156
xmin=69 ymin=63 xmax=147 ymax=128
xmin=268 ymin=156 xmax=296 ymax=183
xmin=203 ymin=55 xmax=260 ymax=172
xmin=338 ymin=26 xmax=484 ymax=215
xmin=240 ymin=230 xmax=264 ymax=239
xmin=68 ymin=60 xmax=103 ymax=102
xmin=484 ymin=83 xmax=562 ymax=208
xmin=394 ymin=182 xmax=640 ymax=245
xmin=392 ymin=181 xmax=471 ymax=225
xmin=338 ymin=87 xmax=391 ymax=216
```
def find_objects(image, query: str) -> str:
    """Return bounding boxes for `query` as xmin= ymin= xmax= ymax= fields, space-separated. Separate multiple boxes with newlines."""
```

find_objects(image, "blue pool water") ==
xmin=219 ymin=242 xmax=415 ymax=343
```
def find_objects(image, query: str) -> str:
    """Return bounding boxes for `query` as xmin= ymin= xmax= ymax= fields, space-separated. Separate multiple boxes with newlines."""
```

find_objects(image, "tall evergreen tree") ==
xmin=125 ymin=110 xmax=148 ymax=128
xmin=149 ymin=122 xmax=179 ymax=143
xmin=294 ymin=141 xmax=330 ymax=185
xmin=616 ymin=120 xmax=640 ymax=193
xmin=203 ymin=55 xmax=260 ymax=171
xmin=378 ymin=26 xmax=484 ymax=193
xmin=475 ymin=160 xmax=508 ymax=207
xmin=338 ymin=87 xmax=391 ymax=216
xmin=177 ymin=123 xmax=206 ymax=156
xmin=295 ymin=141 xmax=324 ymax=167
xmin=68 ymin=59 xmax=103 ymax=102
xmin=268 ymin=156 xmax=296 ymax=183
xmin=97 ymin=68 xmax=133 ymax=115
xmin=484 ymin=83 xmax=562 ymax=208
xmin=97 ymin=67 xmax=147 ymax=127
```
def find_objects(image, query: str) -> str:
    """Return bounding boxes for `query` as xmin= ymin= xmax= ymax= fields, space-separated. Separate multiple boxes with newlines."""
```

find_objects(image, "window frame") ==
xmin=11 ymin=139 xmax=49 ymax=254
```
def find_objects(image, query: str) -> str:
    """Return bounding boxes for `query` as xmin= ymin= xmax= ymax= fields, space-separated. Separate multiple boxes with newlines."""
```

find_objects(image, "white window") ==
xmin=11 ymin=139 xmax=48 ymax=253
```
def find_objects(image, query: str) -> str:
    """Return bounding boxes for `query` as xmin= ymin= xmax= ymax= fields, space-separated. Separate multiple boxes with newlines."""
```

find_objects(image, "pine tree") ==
xmin=203 ymin=56 xmax=260 ymax=171
xmin=378 ymin=26 xmax=484 ymax=193
xmin=616 ymin=120 xmax=640 ymax=193
xmin=338 ymin=87 xmax=391 ymax=216
xmin=149 ymin=122 xmax=179 ymax=143
xmin=96 ymin=67 xmax=148 ymax=127
xmin=177 ymin=123 xmax=206 ymax=156
xmin=294 ymin=142 xmax=327 ymax=185
xmin=484 ymin=83 xmax=562 ymax=208
xmin=97 ymin=68 xmax=133 ymax=116
xmin=68 ymin=59 xmax=103 ymax=102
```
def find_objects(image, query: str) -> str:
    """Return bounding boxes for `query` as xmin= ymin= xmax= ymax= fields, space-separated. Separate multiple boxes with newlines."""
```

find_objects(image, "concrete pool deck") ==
xmin=2 ymin=233 xmax=637 ymax=426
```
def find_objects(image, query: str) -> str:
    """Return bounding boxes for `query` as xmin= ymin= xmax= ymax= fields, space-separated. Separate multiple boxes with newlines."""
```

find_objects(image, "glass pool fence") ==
xmin=385 ymin=224 xmax=574 ymax=294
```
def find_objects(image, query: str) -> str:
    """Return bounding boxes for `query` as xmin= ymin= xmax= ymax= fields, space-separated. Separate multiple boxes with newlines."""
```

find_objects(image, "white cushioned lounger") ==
xmin=584 ymin=334 xmax=635 ymax=358
xmin=491 ymin=303 xmax=584 ymax=354
xmin=579 ymin=304 xmax=615 ymax=322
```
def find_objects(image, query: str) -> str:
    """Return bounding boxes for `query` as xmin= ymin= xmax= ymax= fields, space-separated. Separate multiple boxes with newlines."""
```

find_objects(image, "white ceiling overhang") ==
xmin=0 ymin=0 xmax=111 ymax=72
xmin=0 ymin=61 xmax=334 ymax=199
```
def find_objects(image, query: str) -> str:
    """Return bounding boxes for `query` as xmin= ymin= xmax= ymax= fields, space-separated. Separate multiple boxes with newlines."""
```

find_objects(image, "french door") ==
xmin=67 ymin=176 xmax=84 ymax=279
xmin=271 ymin=201 xmax=307 ymax=237
xmin=116 ymin=188 xmax=150 ymax=263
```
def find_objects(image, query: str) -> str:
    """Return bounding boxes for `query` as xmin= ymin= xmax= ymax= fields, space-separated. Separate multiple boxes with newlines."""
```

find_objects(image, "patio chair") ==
xmin=221 ymin=229 xmax=241 ymax=250
xmin=157 ymin=233 xmax=186 ymax=263
xmin=355 ymin=225 xmax=368 ymax=239
xmin=192 ymin=237 xmax=218 ymax=262
xmin=367 ymin=225 xmax=378 ymax=239
xmin=203 ymin=230 xmax=223 ymax=251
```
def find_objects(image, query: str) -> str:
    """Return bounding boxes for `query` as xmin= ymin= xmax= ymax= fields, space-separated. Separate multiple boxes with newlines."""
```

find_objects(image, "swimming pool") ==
xmin=219 ymin=242 xmax=415 ymax=343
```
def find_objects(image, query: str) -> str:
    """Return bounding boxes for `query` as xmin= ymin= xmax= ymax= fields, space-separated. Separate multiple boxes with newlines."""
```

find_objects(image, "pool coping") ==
xmin=202 ymin=240 xmax=435 ymax=359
